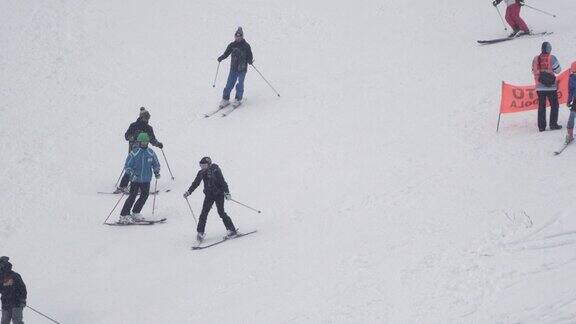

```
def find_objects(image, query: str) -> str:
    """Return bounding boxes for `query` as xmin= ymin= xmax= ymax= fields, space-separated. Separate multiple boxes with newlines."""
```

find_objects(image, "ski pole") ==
xmin=212 ymin=62 xmax=221 ymax=88
xmin=250 ymin=64 xmax=281 ymax=97
xmin=229 ymin=198 xmax=262 ymax=214
xmin=152 ymin=178 xmax=158 ymax=216
xmin=26 ymin=305 xmax=62 ymax=324
xmin=103 ymin=192 xmax=126 ymax=224
xmin=114 ymin=168 xmax=124 ymax=188
xmin=185 ymin=197 xmax=198 ymax=227
xmin=523 ymin=4 xmax=557 ymax=18
xmin=494 ymin=5 xmax=508 ymax=31
xmin=160 ymin=148 xmax=175 ymax=180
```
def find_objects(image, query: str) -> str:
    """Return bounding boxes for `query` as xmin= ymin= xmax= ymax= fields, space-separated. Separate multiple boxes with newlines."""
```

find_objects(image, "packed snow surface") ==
xmin=1 ymin=0 xmax=576 ymax=323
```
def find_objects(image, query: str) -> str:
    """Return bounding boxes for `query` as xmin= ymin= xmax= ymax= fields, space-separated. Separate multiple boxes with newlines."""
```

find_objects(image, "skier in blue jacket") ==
xmin=119 ymin=132 xmax=161 ymax=224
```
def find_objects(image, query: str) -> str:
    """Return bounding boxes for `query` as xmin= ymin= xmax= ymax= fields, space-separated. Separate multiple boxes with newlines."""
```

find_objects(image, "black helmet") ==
xmin=199 ymin=157 xmax=212 ymax=165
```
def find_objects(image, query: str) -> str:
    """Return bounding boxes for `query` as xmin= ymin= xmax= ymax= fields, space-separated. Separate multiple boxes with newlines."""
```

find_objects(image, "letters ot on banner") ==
xmin=497 ymin=69 xmax=570 ymax=131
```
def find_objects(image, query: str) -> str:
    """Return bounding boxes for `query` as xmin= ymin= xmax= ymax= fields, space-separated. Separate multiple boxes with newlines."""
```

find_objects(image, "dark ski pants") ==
xmin=120 ymin=182 xmax=150 ymax=216
xmin=1 ymin=307 xmax=24 ymax=324
xmin=537 ymin=90 xmax=560 ymax=130
xmin=222 ymin=70 xmax=247 ymax=100
xmin=197 ymin=194 xmax=235 ymax=233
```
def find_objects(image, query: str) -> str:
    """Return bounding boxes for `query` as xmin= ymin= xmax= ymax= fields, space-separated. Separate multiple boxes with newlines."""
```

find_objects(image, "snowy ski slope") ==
xmin=1 ymin=0 xmax=576 ymax=323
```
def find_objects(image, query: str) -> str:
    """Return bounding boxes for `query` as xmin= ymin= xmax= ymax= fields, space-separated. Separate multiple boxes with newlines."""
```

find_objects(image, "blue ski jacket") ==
xmin=124 ymin=147 xmax=160 ymax=183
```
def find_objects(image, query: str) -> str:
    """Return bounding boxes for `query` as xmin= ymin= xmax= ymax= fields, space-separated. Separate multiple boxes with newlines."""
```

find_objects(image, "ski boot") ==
xmin=131 ymin=213 xmax=145 ymax=222
xmin=224 ymin=229 xmax=238 ymax=239
xmin=219 ymin=99 xmax=230 ymax=108
xmin=196 ymin=232 xmax=206 ymax=243
xmin=508 ymin=29 xmax=520 ymax=38
xmin=516 ymin=30 xmax=531 ymax=37
xmin=118 ymin=215 xmax=134 ymax=224
xmin=232 ymin=99 xmax=242 ymax=108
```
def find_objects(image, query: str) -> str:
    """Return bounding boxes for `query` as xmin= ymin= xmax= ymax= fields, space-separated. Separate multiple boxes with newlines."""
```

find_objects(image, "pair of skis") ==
xmin=192 ymin=230 xmax=257 ymax=250
xmin=97 ymin=189 xmax=171 ymax=195
xmin=477 ymin=31 xmax=552 ymax=45
xmin=105 ymin=218 xmax=167 ymax=226
xmin=204 ymin=101 xmax=242 ymax=118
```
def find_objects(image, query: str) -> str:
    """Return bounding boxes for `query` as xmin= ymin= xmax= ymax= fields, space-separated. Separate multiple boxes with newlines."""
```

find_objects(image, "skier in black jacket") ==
xmin=115 ymin=107 xmax=163 ymax=193
xmin=217 ymin=27 xmax=254 ymax=108
xmin=0 ymin=256 xmax=26 ymax=324
xmin=183 ymin=157 xmax=237 ymax=242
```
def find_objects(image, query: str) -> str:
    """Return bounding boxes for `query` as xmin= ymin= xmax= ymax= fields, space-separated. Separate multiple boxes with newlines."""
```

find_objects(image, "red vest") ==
xmin=533 ymin=54 xmax=553 ymax=83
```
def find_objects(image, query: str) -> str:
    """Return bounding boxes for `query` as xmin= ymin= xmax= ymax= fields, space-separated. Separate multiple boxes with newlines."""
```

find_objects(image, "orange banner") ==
xmin=500 ymin=69 xmax=571 ymax=114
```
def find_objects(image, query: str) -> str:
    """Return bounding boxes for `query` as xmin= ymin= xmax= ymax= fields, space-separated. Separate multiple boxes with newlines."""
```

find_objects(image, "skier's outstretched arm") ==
xmin=218 ymin=43 xmax=233 ymax=62
xmin=186 ymin=171 xmax=203 ymax=194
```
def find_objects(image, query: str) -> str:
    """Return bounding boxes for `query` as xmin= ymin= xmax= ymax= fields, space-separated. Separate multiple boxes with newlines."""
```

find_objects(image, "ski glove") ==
xmin=156 ymin=142 xmax=164 ymax=149
xmin=19 ymin=299 xmax=26 ymax=307
xmin=217 ymin=56 xmax=224 ymax=62
xmin=225 ymin=193 xmax=232 ymax=200
xmin=517 ymin=0 xmax=524 ymax=5
xmin=570 ymin=103 xmax=576 ymax=111
xmin=183 ymin=191 xmax=191 ymax=198
xmin=155 ymin=173 xmax=161 ymax=179
xmin=492 ymin=0 xmax=502 ymax=6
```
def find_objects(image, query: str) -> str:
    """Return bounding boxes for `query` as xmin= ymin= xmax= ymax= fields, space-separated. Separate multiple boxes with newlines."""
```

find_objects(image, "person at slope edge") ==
xmin=217 ymin=27 xmax=254 ymax=109
xmin=492 ymin=0 xmax=530 ymax=37
xmin=0 ymin=256 xmax=26 ymax=324
xmin=115 ymin=107 xmax=163 ymax=194
xmin=532 ymin=41 xmax=562 ymax=132
xmin=563 ymin=62 xmax=576 ymax=144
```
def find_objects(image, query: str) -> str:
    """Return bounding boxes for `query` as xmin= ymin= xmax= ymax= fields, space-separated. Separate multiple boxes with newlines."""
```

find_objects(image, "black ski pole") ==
xmin=229 ymin=198 xmax=262 ymax=214
xmin=185 ymin=197 xmax=198 ymax=227
xmin=212 ymin=62 xmax=221 ymax=88
xmin=251 ymin=64 xmax=281 ymax=97
xmin=160 ymin=148 xmax=175 ymax=180
xmin=103 ymin=193 xmax=125 ymax=224
xmin=494 ymin=5 xmax=508 ymax=31
xmin=152 ymin=178 xmax=158 ymax=216
xmin=26 ymin=305 xmax=62 ymax=324
xmin=114 ymin=168 xmax=124 ymax=188
xmin=523 ymin=4 xmax=557 ymax=18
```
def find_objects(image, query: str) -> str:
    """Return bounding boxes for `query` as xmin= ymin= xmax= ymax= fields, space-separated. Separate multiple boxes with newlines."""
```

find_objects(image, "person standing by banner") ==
xmin=532 ymin=41 xmax=562 ymax=132
xmin=563 ymin=62 xmax=576 ymax=143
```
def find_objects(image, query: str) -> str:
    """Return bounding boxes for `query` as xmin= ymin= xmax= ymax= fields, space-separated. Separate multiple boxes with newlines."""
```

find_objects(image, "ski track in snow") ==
xmin=1 ymin=0 xmax=576 ymax=323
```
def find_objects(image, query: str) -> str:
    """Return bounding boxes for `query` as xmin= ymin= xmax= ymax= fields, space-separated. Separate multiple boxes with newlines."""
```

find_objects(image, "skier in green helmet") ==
xmin=119 ymin=132 xmax=161 ymax=224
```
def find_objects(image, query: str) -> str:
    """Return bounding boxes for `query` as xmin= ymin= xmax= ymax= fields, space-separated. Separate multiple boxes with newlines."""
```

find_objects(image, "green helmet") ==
xmin=136 ymin=132 xmax=150 ymax=143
